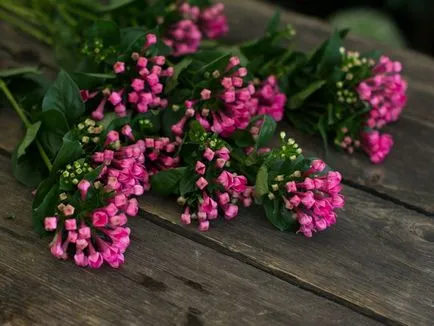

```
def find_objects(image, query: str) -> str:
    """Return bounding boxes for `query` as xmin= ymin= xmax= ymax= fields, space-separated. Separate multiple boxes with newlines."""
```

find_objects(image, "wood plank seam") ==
xmin=137 ymin=208 xmax=402 ymax=326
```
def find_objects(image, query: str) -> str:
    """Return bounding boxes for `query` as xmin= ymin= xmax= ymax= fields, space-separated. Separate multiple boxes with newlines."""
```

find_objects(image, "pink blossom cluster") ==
xmin=357 ymin=56 xmax=407 ymax=129
xmin=164 ymin=2 xmax=228 ymax=56
xmin=143 ymin=137 xmax=180 ymax=175
xmin=179 ymin=145 xmax=253 ymax=231
xmin=81 ymin=34 xmax=173 ymax=120
xmin=171 ymin=56 xmax=258 ymax=138
xmin=360 ymin=130 xmax=394 ymax=164
xmin=252 ymin=76 xmax=286 ymax=122
xmin=282 ymin=160 xmax=345 ymax=237
xmin=356 ymin=56 xmax=407 ymax=163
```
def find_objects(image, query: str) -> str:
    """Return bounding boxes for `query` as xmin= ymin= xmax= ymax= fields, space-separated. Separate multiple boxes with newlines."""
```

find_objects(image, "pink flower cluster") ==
xmin=357 ymin=56 xmax=407 ymax=129
xmin=179 ymin=145 xmax=253 ymax=231
xmin=282 ymin=160 xmax=344 ymax=237
xmin=172 ymin=56 xmax=258 ymax=138
xmin=252 ymin=76 xmax=286 ymax=122
xmin=164 ymin=2 xmax=228 ymax=56
xmin=356 ymin=56 xmax=407 ymax=163
xmin=360 ymin=131 xmax=394 ymax=164
xmin=81 ymin=34 xmax=173 ymax=120
xmin=143 ymin=137 xmax=180 ymax=175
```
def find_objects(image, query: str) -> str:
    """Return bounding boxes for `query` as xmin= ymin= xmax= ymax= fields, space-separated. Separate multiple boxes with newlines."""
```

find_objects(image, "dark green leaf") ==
xmin=151 ymin=167 xmax=187 ymax=196
xmin=231 ymin=130 xmax=255 ymax=148
xmin=266 ymin=11 xmax=281 ymax=35
xmin=17 ymin=121 xmax=41 ymax=159
xmin=287 ymin=80 xmax=326 ymax=109
xmin=52 ymin=131 xmax=84 ymax=172
xmin=32 ymin=182 xmax=59 ymax=235
xmin=42 ymin=71 xmax=85 ymax=122
xmin=179 ymin=170 xmax=197 ymax=196
xmin=256 ymin=115 xmax=277 ymax=149
xmin=165 ymin=58 xmax=193 ymax=94
xmin=88 ymin=20 xmax=121 ymax=46
xmin=317 ymin=115 xmax=329 ymax=156
xmin=262 ymin=197 xmax=294 ymax=231
xmin=70 ymin=72 xmax=116 ymax=89
xmin=97 ymin=0 xmax=136 ymax=12
xmin=11 ymin=146 xmax=47 ymax=188
xmin=255 ymin=165 xmax=269 ymax=198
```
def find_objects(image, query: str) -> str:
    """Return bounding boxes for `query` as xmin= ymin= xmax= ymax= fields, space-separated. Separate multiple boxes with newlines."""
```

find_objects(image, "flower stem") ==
xmin=0 ymin=79 xmax=53 ymax=171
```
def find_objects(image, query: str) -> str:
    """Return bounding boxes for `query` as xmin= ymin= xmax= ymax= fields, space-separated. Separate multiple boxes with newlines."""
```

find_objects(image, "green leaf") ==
xmin=317 ymin=115 xmax=329 ymax=156
xmin=179 ymin=171 xmax=197 ymax=196
xmin=231 ymin=130 xmax=255 ymax=148
xmin=193 ymin=53 xmax=231 ymax=76
xmin=89 ymin=20 xmax=121 ymax=46
xmin=16 ymin=121 xmax=41 ymax=159
xmin=0 ymin=67 xmax=40 ymax=78
xmin=263 ymin=198 xmax=295 ymax=231
xmin=42 ymin=71 xmax=85 ymax=123
xmin=287 ymin=80 xmax=326 ymax=109
xmin=151 ymin=167 xmax=187 ymax=196
xmin=255 ymin=165 xmax=269 ymax=198
xmin=32 ymin=182 xmax=59 ymax=235
xmin=318 ymin=30 xmax=344 ymax=75
xmin=70 ymin=72 xmax=116 ymax=89
xmin=11 ymin=146 xmax=46 ymax=188
xmin=52 ymin=131 xmax=84 ymax=172
xmin=165 ymin=58 xmax=192 ymax=94
xmin=97 ymin=0 xmax=136 ymax=12
xmin=162 ymin=107 xmax=185 ymax=138
xmin=266 ymin=11 xmax=281 ymax=35
xmin=256 ymin=115 xmax=277 ymax=149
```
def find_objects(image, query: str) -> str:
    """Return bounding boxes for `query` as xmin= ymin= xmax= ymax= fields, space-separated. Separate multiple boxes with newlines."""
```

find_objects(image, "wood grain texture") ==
xmin=139 ymin=189 xmax=434 ymax=326
xmin=219 ymin=0 xmax=434 ymax=213
xmin=0 ymin=155 xmax=379 ymax=326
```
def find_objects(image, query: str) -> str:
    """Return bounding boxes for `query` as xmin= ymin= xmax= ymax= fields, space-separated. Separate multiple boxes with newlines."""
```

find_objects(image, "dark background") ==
xmin=268 ymin=0 xmax=434 ymax=56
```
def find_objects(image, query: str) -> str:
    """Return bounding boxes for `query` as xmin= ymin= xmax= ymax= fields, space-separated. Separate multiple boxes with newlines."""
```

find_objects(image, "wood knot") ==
xmin=139 ymin=273 xmax=167 ymax=292
xmin=415 ymin=224 xmax=434 ymax=242
xmin=184 ymin=307 xmax=203 ymax=326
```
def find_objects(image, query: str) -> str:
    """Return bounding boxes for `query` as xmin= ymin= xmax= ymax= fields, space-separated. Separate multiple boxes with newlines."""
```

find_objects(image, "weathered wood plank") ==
xmin=138 ymin=189 xmax=434 ymax=326
xmin=0 ymin=155 xmax=379 ymax=326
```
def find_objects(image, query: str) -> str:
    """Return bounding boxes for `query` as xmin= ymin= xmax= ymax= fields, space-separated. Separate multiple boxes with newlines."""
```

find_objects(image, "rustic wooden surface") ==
xmin=1 ymin=1 xmax=434 ymax=325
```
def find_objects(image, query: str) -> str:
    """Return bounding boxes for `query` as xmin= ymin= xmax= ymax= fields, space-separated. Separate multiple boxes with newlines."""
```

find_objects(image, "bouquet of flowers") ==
xmin=0 ymin=1 xmax=407 ymax=269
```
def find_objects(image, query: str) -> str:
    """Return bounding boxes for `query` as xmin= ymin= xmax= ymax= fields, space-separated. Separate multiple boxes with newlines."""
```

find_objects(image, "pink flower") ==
xmin=78 ymin=226 xmax=91 ymax=239
xmin=121 ymin=124 xmax=135 ymax=140
xmin=126 ymin=198 xmax=138 ymax=216
xmin=201 ymin=89 xmax=211 ymax=100
xmin=196 ymin=177 xmax=208 ymax=190
xmin=64 ymin=219 xmax=77 ymax=231
xmin=108 ymin=91 xmax=122 ymax=106
xmin=195 ymin=161 xmax=206 ymax=175
xmin=224 ymin=204 xmax=239 ymax=220
xmin=218 ymin=192 xmax=230 ymax=205
xmin=146 ymin=33 xmax=157 ymax=47
xmin=113 ymin=61 xmax=125 ymax=74
xmin=286 ymin=181 xmax=297 ymax=193
xmin=88 ymin=252 xmax=104 ymax=269
xmin=198 ymin=220 xmax=209 ymax=232
xmin=217 ymin=171 xmax=233 ymax=189
xmin=203 ymin=147 xmax=215 ymax=161
xmin=74 ymin=251 xmax=88 ymax=267
xmin=181 ymin=207 xmax=191 ymax=224
xmin=92 ymin=210 xmax=108 ymax=227
xmin=78 ymin=179 xmax=91 ymax=200
xmin=44 ymin=217 xmax=57 ymax=231
xmin=63 ymin=204 xmax=75 ymax=216
xmin=216 ymin=147 xmax=230 ymax=160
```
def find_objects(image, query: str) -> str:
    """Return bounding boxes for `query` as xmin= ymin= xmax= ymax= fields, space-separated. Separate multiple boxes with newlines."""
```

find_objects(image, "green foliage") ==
xmin=151 ymin=167 xmax=187 ymax=196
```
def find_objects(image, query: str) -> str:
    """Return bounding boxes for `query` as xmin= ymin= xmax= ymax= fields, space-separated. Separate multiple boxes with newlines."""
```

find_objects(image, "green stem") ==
xmin=0 ymin=1 xmax=41 ymax=25
xmin=0 ymin=79 xmax=53 ymax=172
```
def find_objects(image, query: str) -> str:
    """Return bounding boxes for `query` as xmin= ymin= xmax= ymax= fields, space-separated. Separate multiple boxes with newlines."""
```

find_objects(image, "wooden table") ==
xmin=1 ymin=1 xmax=434 ymax=325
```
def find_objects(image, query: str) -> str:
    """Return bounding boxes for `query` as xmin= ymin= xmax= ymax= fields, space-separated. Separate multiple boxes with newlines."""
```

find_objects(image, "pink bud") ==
xmin=44 ymin=217 xmax=57 ymax=231
xmin=198 ymin=220 xmax=210 ymax=232
xmin=224 ymin=204 xmax=239 ymax=220
xmin=203 ymin=147 xmax=215 ymax=161
xmin=108 ymin=91 xmax=122 ymax=106
xmin=146 ymin=33 xmax=157 ymax=46
xmin=215 ymin=158 xmax=226 ymax=168
xmin=63 ymin=204 xmax=75 ymax=216
xmin=218 ymin=192 xmax=230 ymax=205
xmin=113 ymin=61 xmax=125 ymax=74
xmin=105 ymin=203 xmax=118 ymax=217
xmin=196 ymin=177 xmax=208 ymax=190
xmin=126 ymin=198 xmax=138 ymax=216
xmin=286 ymin=181 xmax=297 ymax=193
xmin=92 ymin=210 xmax=108 ymax=227
xmin=64 ymin=219 xmax=77 ymax=231
xmin=78 ymin=226 xmax=91 ymax=239
xmin=195 ymin=161 xmax=206 ymax=175
xmin=121 ymin=124 xmax=135 ymax=140
xmin=77 ymin=179 xmax=91 ymax=200
xmin=200 ymin=89 xmax=211 ymax=100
